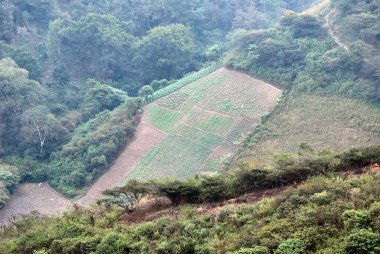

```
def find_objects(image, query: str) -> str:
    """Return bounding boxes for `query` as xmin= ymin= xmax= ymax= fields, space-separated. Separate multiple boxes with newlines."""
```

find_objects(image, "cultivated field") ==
xmin=127 ymin=68 xmax=282 ymax=180
xmin=237 ymin=94 xmax=380 ymax=162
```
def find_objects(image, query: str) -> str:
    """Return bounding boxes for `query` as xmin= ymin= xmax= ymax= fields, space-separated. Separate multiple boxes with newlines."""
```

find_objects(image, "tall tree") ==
xmin=135 ymin=24 xmax=197 ymax=83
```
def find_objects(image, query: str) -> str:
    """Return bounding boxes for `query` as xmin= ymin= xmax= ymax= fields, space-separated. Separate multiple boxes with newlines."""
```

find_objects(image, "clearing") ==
xmin=0 ymin=183 xmax=72 ymax=225
xmin=126 ymin=67 xmax=282 ymax=181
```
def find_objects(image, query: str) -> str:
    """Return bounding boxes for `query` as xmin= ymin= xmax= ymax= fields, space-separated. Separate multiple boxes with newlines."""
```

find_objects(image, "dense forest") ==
xmin=1 ymin=0 xmax=380 ymax=253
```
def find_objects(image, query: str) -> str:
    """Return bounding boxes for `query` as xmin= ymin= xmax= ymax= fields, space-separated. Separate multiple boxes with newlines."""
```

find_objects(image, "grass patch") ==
xmin=186 ymin=112 xmax=237 ymax=136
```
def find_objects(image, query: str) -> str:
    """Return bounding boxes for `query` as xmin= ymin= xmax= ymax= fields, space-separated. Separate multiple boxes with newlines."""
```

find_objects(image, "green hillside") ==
xmin=2 ymin=146 xmax=380 ymax=253
xmin=1 ymin=0 xmax=380 ymax=253
xmin=127 ymin=68 xmax=281 ymax=181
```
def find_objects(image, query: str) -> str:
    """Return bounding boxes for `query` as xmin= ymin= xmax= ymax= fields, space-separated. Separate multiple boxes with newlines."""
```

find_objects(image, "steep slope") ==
xmin=237 ymin=94 xmax=380 ymax=163
xmin=0 ymin=67 xmax=282 ymax=222
xmin=126 ymin=68 xmax=281 ymax=181
xmin=77 ymin=123 xmax=166 ymax=207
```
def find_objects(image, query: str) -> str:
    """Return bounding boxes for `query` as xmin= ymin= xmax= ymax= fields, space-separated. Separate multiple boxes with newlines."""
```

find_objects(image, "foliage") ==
xmin=100 ymin=180 xmax=149 ymax=212
xmin=47 ymin=14 xmax=136 ymax=82
xmin=2 ymin=149 xmax=380 ymax=253
xmin=0 ymin=58 xmax=44 ymax=155
xmin=0 ymin=163 xmax=19 ymax=209
xmin=226 ymin=11 xmax=380 ymax=102
xmin=127 ymin=146 xmax=380 ymax=206
xmin=134 ymin=24 xmax=197 ymax=83
xmin=48 ymin=99 xmax=141 ymax=196
xmin=79 ymin=79 xmax=126 ymax=121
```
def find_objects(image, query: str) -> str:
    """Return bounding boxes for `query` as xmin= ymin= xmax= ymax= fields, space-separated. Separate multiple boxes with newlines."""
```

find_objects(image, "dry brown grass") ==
xmin=237 ymin=94 xmax=380 ymax=162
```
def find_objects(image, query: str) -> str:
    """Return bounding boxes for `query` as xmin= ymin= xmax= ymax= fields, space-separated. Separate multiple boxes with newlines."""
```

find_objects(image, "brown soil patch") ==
xmin=210 ymin=145 xmax=236 ymax=159
xmin=0 ymin=183 xmax=72 ymax=226
xmin=77 ymin=122 xmax=167 ymax=207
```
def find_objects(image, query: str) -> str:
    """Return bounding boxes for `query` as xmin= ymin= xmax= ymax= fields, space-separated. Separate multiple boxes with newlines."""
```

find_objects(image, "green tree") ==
xmin=20 ymin=105 xmax=69 ymax=156
xmin=138 ymin=85 xmax=154 ymax=103
xmin=135 ymin=24 xmax=197 ymax=83
xmin=0 ymin=58 xmax=43 ymax=154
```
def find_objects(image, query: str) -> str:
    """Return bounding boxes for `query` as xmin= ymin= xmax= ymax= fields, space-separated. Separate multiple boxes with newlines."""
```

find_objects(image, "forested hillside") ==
xmin=1 ymin=0 xmax=380 ymax=253
xmin=0 ymin=0 xmax=320 ymax=202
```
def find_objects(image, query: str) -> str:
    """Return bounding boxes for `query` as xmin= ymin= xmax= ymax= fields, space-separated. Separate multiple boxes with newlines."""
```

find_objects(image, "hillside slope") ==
xmin=1 ymin=146 xmax=380 ymax=253
xmin=237 ymin=94 xmax=380 ymax=163
xmin=126 ymin=68 xmax=281 ymax=181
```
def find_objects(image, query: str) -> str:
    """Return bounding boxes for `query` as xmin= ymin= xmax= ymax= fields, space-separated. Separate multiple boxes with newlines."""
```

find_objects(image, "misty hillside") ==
xmin=0 ymin=0 xmax=380 ymax=253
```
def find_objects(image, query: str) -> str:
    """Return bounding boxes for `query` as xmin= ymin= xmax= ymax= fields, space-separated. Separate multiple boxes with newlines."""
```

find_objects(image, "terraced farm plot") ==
xmin=126 ymin=67 xmax=282 ymax=181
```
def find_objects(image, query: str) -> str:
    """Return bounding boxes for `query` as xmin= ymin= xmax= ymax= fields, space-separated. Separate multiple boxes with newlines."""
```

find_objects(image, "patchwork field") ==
xmin=237 ymin=94 xmax=380 ymax=163
xmin=127 ymin=67 xmax=282 ymax=180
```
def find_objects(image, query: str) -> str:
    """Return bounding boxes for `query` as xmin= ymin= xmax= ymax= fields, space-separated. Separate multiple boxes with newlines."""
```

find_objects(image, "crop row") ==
xmin=146 ymin=63 xmax=221 ymax=103
xmin=126 ymin=134 xmax=213 ymax=180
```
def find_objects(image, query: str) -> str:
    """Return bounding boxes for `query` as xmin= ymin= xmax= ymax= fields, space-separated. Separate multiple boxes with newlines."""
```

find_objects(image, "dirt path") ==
xmin=0 ymin=183 xmax=72 ymax=226
xmin=325 ymin=9 xmax=349 ymax=51
xmin=77 ymin=122 xmax=166 ymax=207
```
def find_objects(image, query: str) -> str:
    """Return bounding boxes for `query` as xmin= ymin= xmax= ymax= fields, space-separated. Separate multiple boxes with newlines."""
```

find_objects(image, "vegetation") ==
xmin=226 ymin=6 xmax=379 ymax=102
xmin=127 ymin=68 xmax=280 ymax=181
xmin=1 ymin=146 xmax=380 ymax=253
xmin=124 ymin=146 xmax=380 ymax=206
xmin=1 ymin=0 xmax=380 ymax=253
xmin=0 ymin=0 xmax=317 ymax=204
xmin=238 ymin=94 xmax=380 ymax=160
xmin=0 ymin=164 xmax=19 ymax=209
xmin=48 ymin=99 xmax=141 ymax=197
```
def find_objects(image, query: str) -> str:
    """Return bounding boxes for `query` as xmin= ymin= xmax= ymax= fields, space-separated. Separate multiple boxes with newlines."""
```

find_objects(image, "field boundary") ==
xmin=145 ymin=63 xmax=222 ymax=104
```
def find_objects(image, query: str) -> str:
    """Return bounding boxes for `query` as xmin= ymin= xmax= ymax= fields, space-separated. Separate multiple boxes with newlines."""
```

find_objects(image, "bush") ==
xmin=342 ymin=210 xmax=371 ymax=230
xmin=344 ymin=229 xmax=380 ymax=254
xmin=48 ymin=98 xmax=141 ymax=196
xmin=233 ymin=246 xmax=270 ymax=254
xmin=275 ymin=239 xmax=306 ymax=254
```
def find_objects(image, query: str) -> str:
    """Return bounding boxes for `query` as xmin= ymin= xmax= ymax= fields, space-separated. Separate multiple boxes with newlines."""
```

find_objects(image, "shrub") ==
xmin=342 ymin=210 xmax=371 ymax=230
xmin=233 ymin=246 xmax=270 ymax=254
xmin=275 ymin=239 xmax=306 ymax=254
xmin=344 ymin=229 xmax=380 ymax=254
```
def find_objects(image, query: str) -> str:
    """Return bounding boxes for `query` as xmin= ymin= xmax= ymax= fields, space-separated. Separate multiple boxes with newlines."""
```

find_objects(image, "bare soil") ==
xmin=0 ymin=183 xmax=72 ymax=226
xmin=77 ymin=122 xmax=167 ymax=207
